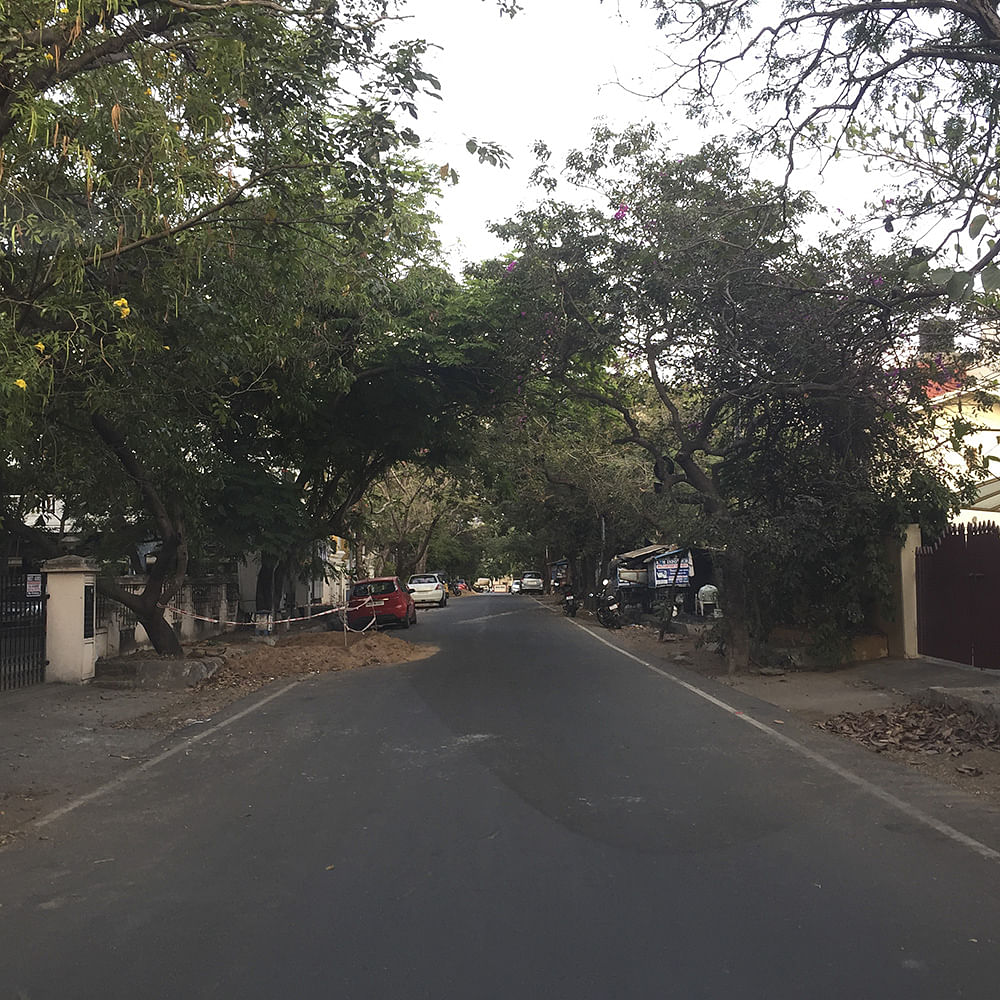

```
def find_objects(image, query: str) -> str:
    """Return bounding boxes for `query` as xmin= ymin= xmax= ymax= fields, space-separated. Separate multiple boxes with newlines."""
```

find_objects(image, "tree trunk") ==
xmin=97 ymin=569 xmax=186 ymax=659
xmin=278 ymin=558 xmax=296 ymax=629
xmin=139 ymin=607 xmax=184 ymax=657
xmin=255 ymin=555 xmax=279 ymax=613
xmin=658 ymin=583 xmax=679 ymax=638
xmin=89 ymin=411 xmax=189 ymax=657
xmin=716 ymin=549 xmax=751 ymax=674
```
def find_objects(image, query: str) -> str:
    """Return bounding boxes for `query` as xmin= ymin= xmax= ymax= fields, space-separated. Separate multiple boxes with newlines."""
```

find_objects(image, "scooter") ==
xmin=562 ymin=590 xmax=579 ymax=617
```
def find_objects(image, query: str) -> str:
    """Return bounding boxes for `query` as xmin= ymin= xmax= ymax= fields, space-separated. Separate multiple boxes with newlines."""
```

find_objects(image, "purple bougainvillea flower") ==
xmin=614 ymin=203 xmax=629 ymax=221
xmin=504 ymin=260 xmax=517 ymax=272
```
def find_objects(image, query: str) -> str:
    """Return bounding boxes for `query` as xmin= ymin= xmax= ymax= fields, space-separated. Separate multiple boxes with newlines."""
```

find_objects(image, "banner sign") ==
xmin=652 ymin=553 xmax=690 ymax=587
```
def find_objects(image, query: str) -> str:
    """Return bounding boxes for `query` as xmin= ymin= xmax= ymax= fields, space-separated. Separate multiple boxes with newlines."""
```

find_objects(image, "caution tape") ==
xmin=158 ymin=603 xmax=344 ymax=627
xmin=158 ymin=599 xmax=380 ymax=634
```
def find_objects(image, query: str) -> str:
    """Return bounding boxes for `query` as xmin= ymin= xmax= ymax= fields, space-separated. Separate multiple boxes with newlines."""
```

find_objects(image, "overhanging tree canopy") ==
xmin=485 ymin=126 xmax=986 ymax=669
xmin=647 ymin=0 xmax=1000 ymax=292
xmin=0 ymin=0 xmax=511 ymax=654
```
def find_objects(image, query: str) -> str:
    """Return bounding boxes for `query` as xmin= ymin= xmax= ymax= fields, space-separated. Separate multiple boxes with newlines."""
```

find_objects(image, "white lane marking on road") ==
xmin=25 ymin=681 xmax=300 ymax=835
xmin=458 ymin=610 xmax=526 ymax=624
xmin=571 ymin=620 xmax=1000 ymax=862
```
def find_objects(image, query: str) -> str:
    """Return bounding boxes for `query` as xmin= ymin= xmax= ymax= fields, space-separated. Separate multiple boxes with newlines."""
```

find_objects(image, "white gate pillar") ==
xmin=880 ymin=524 xmax=920 ymax=659
xmin=42 ymin=555 xmax=99 ymax=683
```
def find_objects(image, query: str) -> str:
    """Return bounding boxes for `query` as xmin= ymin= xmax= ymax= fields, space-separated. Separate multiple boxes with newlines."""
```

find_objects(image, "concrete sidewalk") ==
xmin=848 ymin=657 xmax=1000 ymax=719
xmin=718 ymin=654 xmax=1000 ymax=725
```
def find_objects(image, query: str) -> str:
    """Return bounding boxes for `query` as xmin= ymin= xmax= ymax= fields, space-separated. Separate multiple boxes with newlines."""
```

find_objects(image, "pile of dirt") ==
xmin=116 ymin=630 xmax=435 ymax=730
xmin=206 ymin=630 xmax=432 ymax=687
xmin=818 ymin=703 xmax=1000 ymax=757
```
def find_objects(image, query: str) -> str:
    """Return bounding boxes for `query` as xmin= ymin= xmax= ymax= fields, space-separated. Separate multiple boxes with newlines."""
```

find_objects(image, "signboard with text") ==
xmin=651 ymin=553 xmax=691 ymax=587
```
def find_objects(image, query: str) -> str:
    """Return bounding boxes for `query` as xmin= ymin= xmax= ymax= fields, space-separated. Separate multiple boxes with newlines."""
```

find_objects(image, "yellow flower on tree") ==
xmin=14 ymin=379 xmax=27 ymax=390
xmin=113 ymin=297 xmax=131 ymax=318
xmin=34 ymin=341 xmax=45 ymax=352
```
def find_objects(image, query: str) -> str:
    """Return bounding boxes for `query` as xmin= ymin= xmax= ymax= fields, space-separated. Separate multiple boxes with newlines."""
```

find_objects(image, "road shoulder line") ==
xmin=573 ymin=620 xmax=1000 ymax=862
xmin=24 ymin=680 xmax=300 ymax=836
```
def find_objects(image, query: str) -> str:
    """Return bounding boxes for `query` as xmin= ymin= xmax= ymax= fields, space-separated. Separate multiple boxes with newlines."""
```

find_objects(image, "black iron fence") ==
xmin=0 ymin=572 xmax=47 ymax=691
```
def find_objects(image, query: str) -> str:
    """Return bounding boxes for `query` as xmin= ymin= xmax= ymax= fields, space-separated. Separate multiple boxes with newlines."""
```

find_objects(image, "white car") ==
xmin=407 ymin=574 xmax=449 ymax=607
xmin=519 ymin=571 xmax=544 ymax=594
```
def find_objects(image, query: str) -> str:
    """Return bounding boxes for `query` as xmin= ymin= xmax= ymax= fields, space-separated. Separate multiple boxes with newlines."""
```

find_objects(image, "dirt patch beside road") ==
xmin=119 ymin=630 xmax=436 ymax=730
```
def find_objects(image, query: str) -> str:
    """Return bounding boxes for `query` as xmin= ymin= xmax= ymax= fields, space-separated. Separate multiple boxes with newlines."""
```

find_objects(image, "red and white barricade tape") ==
xmin=157 ymin=600 xmax=379 ymax=633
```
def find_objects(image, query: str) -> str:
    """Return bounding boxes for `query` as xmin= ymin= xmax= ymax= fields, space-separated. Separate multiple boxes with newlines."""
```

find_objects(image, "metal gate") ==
xmin=0 ymin=572 xmax=47 ymax=690
xmin=916 ymin=524 xmax=1000 ymax=669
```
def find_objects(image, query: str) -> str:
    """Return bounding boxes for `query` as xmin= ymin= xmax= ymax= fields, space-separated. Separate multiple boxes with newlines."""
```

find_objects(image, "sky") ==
xmin=385 ymin=0 xmax=890 ymax=273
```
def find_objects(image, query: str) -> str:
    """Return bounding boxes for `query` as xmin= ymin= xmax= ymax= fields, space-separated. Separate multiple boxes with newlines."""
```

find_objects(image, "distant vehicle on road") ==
xmin=407 ymin=574 xmax=449 ymax=608
xmin=519 ymin=571 xmax=544 ymax=594
xmin=510 ymin=579 xmax=522 ymax=594
xmin=474 ymin=577 xmax=492 ymax=592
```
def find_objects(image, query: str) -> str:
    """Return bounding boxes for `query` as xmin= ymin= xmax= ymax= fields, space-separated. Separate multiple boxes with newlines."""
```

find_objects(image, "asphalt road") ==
xmin=3 ymin=594 xmax=1000 ymax=999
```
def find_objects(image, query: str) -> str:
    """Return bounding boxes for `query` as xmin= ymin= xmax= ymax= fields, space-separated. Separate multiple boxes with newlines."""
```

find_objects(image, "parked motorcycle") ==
xmin=594 ymin=581 xmax=623 ymax=629
xmin=562 ymin=590 xmax=579 ymax=618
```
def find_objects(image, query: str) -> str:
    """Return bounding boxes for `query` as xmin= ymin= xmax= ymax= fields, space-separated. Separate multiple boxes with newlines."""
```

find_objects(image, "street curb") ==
xmin=93 ymin=655 xmax=224 ymax=689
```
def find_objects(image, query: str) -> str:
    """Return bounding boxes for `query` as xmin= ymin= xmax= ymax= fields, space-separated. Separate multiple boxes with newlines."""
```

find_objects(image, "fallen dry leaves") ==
xmin=818 ymin=702 xmax=1000 ymax=757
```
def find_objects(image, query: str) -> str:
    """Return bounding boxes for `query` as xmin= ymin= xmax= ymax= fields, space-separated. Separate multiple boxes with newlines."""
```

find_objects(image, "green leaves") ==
xmin=927 ymin=261 xmax=1000 ymax=298
xmin=945 ymin=271 xmax=974 ymax=301
xmin=982 ymin=265 xmax=1000 ymax=294
xmin=463 ymin=137 xmax=510 ymax=168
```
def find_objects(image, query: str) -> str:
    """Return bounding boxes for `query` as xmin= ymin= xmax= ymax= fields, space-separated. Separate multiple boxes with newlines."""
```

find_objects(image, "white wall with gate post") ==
xmin=43 ymin=555 xmax=99 ymax=684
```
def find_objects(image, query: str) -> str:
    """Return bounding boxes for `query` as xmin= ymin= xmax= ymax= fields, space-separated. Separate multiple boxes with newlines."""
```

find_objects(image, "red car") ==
xmin=345 ymin=577 xmax=416 ymax=630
